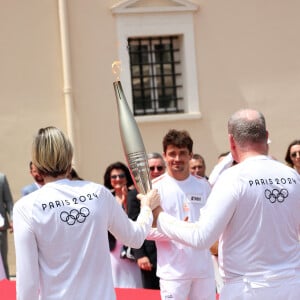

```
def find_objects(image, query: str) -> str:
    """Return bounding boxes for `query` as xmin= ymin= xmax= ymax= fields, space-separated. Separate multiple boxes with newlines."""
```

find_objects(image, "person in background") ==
xmin=189 ymin=153 xmax=208 ymax=179
xmin=0 ymin=173 xmax=14 ymax=279
xmin=154 ymin=109 xmax=300 ymax=300
xmin=217 ymin=151 xmax=230 ymax=163
xmin=127 ymin=152 xmax=166 ymax=289
xmin=103 ymin=161 xmax=143 ymax=288
xmin=68 ymin=167 xmax=83 ymax=180
xmin=189 ymin=153 xmax=223 ymax=294
xmin=208 ymin=152 xmax=235 ymax=187
xmin=285 ymin=139 xmax=300 ymax=174
xmin=21 ymin=161 xmax=45 ymax=196
xmin=13 ymin=127 xmax=159 ymax=299
xmin=149 ymin=129 xmax=215 ymax=300
xmin=147 ymin=152 xmax=166 ymax=179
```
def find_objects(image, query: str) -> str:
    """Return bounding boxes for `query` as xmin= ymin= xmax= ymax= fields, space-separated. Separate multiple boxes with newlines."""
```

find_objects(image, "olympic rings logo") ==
xmin=60 ymin=207 xmax=90 ymax=225
xmin=264 ymin=189 xmax=288 ymax=203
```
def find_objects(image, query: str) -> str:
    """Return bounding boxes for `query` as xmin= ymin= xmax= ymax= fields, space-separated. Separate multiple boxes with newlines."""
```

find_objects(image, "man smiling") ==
xmin=148 ymin=129 xmax=215 ymax=300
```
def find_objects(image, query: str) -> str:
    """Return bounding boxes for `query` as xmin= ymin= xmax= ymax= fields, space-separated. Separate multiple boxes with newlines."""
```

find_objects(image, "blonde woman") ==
xmin=13 ymin=126 xmax=159 ymax=300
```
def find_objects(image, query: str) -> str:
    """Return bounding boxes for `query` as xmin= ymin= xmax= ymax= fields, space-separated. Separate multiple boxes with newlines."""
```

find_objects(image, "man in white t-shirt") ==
xmin=153 ymin=109 xmax=300 ymax=299
xmin=13 ymin=126 xmax=160 ymax=300
xmin=148 ymin=129 xmax=215 ymax=300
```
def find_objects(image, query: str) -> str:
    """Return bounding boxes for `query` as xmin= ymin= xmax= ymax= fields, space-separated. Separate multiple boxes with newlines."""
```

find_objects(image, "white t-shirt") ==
xmin=208 ymin=153 xmax=234 ymax=186
xmin=0 ymin=213 xmax=4 ymax=228
xmin=149 ymin=173 xmax=214 ymax=280
xmin=157 ymin=156 xmax=300 ymax=283
xmin=13 ymin=179 xmax=152 ymax=300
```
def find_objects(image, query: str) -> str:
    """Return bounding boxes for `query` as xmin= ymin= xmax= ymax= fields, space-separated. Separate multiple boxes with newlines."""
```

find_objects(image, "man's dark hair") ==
xmin=163 ymin=129 xmax=193 ymax=153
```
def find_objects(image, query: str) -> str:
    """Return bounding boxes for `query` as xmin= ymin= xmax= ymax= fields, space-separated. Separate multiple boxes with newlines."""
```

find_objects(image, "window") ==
xmin=111 ymin=0 xmax=201 ymax=122
xmin=128 ymin=36 xmax=183 ymax=116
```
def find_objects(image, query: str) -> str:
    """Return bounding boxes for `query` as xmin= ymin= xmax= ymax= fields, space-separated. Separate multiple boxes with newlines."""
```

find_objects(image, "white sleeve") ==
xmin=147 ymin=227 xmax=172 ymax=241
xmin=13 ymin=201 xmax=40 ymax=300
xmin=107 ymin=189 xmax=153 ymax=248
xmin=157 ymin=176 xmax=238 ymax=249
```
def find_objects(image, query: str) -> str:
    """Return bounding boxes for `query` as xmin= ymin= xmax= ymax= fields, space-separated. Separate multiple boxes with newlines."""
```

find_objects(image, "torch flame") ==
xmin=112 ymin=60 xmax=122 ymax=81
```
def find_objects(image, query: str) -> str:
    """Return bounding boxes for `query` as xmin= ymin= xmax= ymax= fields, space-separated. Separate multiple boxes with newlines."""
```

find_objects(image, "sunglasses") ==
xmin=110 ymin=174 xmax=126 ymax=179
xmin=191 ymin=166 xmax=203 ymax=170
xmin=149 ymin=166 xmax=164 ymax=172
xmin=291 ymin=151 xmax=300 ymax=158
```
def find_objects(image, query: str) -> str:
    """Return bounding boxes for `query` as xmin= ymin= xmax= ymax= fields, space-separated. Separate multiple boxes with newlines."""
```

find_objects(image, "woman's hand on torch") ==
xmin=137 ymin=189 xmax=160 ymax=210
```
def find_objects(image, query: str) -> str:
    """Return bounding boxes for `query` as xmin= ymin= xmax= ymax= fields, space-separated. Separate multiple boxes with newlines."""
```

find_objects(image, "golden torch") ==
xmin=112 ymin=62 xmax=151 ymax=194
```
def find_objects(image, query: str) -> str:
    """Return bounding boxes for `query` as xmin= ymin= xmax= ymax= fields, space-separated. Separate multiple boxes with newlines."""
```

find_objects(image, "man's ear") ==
xmin=266 ymin=130 xmax=270 ymax=143
xmin=229 ymin=134 xmax=235 ymax=151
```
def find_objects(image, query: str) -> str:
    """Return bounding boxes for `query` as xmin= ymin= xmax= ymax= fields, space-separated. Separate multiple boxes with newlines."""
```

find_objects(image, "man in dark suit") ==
xmin=127 ymin=152 xmax=166 ymax=289
xmin=0 ymin=173 xmax=14 ymax=278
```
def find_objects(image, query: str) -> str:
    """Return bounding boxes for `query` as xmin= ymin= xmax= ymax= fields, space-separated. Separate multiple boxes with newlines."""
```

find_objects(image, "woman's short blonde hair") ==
xmin=32 ymin=126 xmax=73 ymax=177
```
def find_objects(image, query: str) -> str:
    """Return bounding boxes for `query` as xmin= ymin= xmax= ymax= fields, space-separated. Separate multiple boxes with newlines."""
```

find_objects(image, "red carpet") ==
xmin=0 ymin=280 xmax=161 ymax=300
xmin=0 ymin=280 xmax=218 ymax=299
xmin=0 ymin=280 xmax=15 ymax=300
xmin=115 ymin=287 xmax=160 ymax=299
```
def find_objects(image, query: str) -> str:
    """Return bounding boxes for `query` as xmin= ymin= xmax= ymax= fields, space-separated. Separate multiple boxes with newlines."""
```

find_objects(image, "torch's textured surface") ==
xmin=113 ymin=81 xmax=151 ymax=194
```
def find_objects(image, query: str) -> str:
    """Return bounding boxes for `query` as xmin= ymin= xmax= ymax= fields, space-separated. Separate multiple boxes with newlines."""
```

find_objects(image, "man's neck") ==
xmin=167 ymin=170 xmax=190 ymax=181
xmin=238 ymin=151 xmax=268 ymax=163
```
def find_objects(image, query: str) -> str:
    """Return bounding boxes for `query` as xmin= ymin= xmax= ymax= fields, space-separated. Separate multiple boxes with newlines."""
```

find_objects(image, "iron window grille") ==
xmin=128 ymin=36 xmax=184 ymax=116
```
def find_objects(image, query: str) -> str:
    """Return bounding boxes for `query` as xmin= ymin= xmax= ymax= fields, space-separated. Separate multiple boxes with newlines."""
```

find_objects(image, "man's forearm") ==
xmin=152 ymin=206 xmax=163 ymax=228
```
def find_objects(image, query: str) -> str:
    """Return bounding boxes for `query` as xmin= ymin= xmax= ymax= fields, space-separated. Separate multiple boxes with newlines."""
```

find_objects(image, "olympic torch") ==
xmin=113 ymin=75 xmax=151 ymax=195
